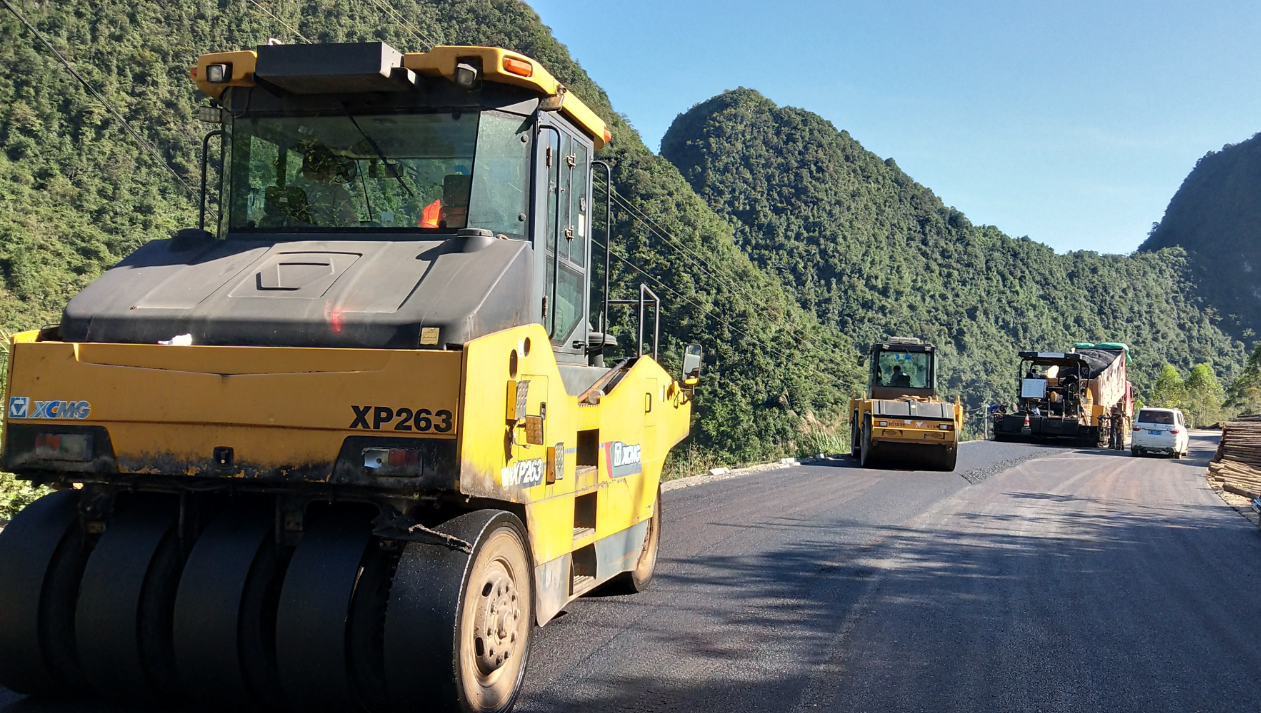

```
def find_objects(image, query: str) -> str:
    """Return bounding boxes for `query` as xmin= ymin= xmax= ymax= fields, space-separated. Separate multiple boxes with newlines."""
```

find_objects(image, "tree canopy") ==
xmin=660 ymin=88 xmax=1248 ymax=411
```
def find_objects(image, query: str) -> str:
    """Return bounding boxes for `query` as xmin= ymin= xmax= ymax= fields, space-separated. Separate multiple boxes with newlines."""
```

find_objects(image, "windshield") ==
xmin=227 ymin=110 xmax=531 ymax=237
xmin=876 ymin=350 xmax=931 ymax=388
xmin=1137 ymin=410 xmax=1175 ymax=425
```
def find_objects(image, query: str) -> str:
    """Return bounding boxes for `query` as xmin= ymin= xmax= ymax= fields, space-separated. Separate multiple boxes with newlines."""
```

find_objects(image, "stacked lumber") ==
xmin=1207 ymin=415 xmax=1261 ymax=498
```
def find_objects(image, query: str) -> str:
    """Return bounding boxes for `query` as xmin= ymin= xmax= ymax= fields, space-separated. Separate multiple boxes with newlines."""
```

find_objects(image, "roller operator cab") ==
xmin=0 ymin=43 xmax=700 ymax=713
xmin=848 ymin=338 xmax=962 ymax=471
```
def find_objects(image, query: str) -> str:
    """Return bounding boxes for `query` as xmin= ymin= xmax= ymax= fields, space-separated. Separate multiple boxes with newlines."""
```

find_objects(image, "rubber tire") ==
xmin=275 ymin=507 xmax=375 ymax=713
xmin=606 ymin=490 xmax=661 ymax=594
xmin=174 ymin=502 xmax=288 ymax=711
xmin=1173 ymin=449 xmax=1182 ymax=460
xmin=75 ymin=495 xmax=184 ymax=705
xmin=1131 ymin=448 xmax=1140 ymax=457
xmin=385 ymin=510 xmax=533 ymax=713
xmin=859 ymin=417 xmax=876 ymax=469
xmin=0 ymin=490 xmax=90 ymax=696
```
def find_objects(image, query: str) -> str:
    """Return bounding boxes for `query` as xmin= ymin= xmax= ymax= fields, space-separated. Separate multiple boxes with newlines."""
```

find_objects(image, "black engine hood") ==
xmin=61 ymin=234 xmax=533 ymax=349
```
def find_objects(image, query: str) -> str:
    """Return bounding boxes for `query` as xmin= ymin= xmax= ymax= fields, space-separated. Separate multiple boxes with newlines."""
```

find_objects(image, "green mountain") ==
xmin=660 ymin=88 xmax=1247 ymax=408
xmin=1140 ymin=132 xmax=1261 ymax=346
xmin=0 ymin=0 xmax=860 ymax=471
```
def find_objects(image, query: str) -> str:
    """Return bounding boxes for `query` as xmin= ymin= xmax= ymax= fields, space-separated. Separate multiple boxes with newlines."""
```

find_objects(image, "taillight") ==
xmin=1133 ymin=426 xmax=1141 ymax=431
xmin=363 ymin=447 xmax=423 ymax=476
xmin=34 ymin=433 xmax=93 ymax=462
xmin=1170 ymin=429 xmax=1180 ymax=434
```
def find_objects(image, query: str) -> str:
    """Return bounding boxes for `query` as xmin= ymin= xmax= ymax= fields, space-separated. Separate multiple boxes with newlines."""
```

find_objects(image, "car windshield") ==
xmin=877 ymin=350 xmax=930 ymax=388
xmin=226 ymin=110 xmax=531 ymax=237
xmin=1137 ymin=410 xmax=1175 ymax=425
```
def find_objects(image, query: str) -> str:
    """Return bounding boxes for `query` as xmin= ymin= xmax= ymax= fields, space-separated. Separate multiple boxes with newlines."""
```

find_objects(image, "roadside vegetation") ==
xmin=1149 ymin=361 xmax=1228 ymax=427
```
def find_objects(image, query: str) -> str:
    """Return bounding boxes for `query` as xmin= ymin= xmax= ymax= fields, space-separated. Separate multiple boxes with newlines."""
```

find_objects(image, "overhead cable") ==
xmin=247 ymin=0 xmax=311 ymax=43
xmin=609 ymin=190 xmax=832 ymax=354
xmin=1 ymin=0 xmax=195 ymax=196
xmin=360 ymin=0 xmax=439 ymax=50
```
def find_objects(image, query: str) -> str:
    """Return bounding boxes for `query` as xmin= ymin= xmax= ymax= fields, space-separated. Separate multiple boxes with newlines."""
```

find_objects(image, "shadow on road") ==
xmin=517 ymin=437 xmax=1261 ymax=712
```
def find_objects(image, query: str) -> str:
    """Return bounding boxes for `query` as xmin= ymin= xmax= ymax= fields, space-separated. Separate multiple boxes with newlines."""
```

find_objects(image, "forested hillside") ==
xmin=661 ymin=88 xmax=1247 ymax=407
xmin=1140 ymin=132 xmax=1261 ymax=346
xmin=0 ymin=0 xmax=860 ymax=472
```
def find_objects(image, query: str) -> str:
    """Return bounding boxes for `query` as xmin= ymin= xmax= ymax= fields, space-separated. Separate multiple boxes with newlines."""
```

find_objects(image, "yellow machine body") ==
xmin=3 ymin=323 xmax=691 ymax=621
xmin=849 ymin=406 xmax=964 ymax=447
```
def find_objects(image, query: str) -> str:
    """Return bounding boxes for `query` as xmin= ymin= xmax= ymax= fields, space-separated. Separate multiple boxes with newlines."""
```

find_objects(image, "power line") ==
xmin=359 ymin=0 xmax=439 ymax=51
xmin=594 ymin=236 xmax=843 ymax=381
xmin=609 ymin=190 xmax=833 ymax=353
xmin=1 ymin=0 xmax=195 ymax=196
xmin=247 ymin=0 xmax=311 ymax=43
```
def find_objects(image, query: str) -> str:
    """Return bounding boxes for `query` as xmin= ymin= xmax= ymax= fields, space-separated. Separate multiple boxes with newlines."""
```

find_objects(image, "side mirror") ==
xmin=681 ymin=343 xmax=703 ymax=385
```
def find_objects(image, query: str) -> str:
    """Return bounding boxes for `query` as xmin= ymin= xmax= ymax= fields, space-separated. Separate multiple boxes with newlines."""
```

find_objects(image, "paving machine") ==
xmin=849 ymin=338 xmax=962 ymax=471
xmin=0 ymin=42 xmax=701 ymax=713
xmin=993 ymin=345 xmax=1131 ymax=447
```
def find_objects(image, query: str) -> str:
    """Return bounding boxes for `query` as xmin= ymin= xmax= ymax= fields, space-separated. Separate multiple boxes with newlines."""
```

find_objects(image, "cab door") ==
xmin=535 ymin=118 xmax=592 ymax=360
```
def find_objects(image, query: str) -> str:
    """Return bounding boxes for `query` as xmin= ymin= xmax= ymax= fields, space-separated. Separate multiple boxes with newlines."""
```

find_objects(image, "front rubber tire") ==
xmin=385 ymin=511 xmax=533 ymax=713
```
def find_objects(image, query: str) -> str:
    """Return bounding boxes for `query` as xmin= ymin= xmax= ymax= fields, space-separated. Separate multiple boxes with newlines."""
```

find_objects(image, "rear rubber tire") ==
xmin=75 ymin=496 xmax=184 ymax=705
xmin=0 ymin=490 xmax=91 ymax=696
xmin=606 ymin=491 xmax=661 ymax=594
xmin=385 ymin=510 xmax=533 ymax=713
xmin=275 ymin=507 xmax=375 ymax=713
xmin=174 ymin=501 xmax=288 ymax=711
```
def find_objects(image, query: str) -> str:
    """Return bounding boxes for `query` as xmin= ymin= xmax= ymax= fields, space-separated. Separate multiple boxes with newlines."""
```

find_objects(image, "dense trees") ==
xmin=1141 ymin=132 xmax=1261 ymax=346
xmin=660 ymin=88 xmax=1248 ymax=411
xmin=0 ymin=0 xmax=860 ymax=503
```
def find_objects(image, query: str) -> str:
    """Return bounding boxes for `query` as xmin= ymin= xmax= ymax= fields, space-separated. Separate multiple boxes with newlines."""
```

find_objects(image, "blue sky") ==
xmin=528 ymin=0 xmax=1261 ymax=254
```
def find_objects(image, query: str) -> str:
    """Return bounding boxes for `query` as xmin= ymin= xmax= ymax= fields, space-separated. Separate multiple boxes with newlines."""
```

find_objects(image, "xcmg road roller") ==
xmin=0 ymin=42 xmax=700 ymax=713
xmin=849 ymin=338 xmax=961 ymax=471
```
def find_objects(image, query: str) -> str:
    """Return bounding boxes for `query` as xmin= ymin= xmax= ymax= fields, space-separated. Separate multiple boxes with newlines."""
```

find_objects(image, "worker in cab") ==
xmin=890 ymin=365 xmax=912 ymax=388
xmin=294 ymin=140 xmax=360 ymax=227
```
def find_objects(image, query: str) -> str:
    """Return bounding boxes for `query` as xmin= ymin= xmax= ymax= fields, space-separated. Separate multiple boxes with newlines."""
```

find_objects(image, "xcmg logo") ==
xmin=604 ymin=441 xmax=642 ymax=478
xmin=8 ymin=397 xmax=90 ymax=420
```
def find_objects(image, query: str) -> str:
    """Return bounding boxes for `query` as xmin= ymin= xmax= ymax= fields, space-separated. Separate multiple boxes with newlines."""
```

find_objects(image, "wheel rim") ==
xmin=471 ymin=561 xmax=522 ymax=678
xmin=460 ymin=528 xmax=530 ymax=711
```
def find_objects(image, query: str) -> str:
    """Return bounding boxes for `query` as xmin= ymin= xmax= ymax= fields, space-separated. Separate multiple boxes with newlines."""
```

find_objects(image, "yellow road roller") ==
xmin=0 ymin=42 xmax=699 ymax=713
xmin=849 ymin=337 xmax=961 ymax=471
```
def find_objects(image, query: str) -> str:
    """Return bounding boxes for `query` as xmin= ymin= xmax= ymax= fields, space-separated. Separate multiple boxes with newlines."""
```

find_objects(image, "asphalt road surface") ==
xmin=5 ymin=432 xmax=1259 ymax=712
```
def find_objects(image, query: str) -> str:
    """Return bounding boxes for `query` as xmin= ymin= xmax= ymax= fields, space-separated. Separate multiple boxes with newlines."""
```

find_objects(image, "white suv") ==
xmin=1131 ymin=408 xmax=1189 ymax=459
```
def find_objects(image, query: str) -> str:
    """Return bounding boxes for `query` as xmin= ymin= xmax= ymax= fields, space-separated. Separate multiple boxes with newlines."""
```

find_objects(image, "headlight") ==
xmin=206 ymin=63 xmax=231 ymax=83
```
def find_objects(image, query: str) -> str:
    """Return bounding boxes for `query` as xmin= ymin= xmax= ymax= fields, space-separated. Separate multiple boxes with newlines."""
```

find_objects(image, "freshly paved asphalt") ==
xmin=5 ymin=432 xmax=1258 ymax=712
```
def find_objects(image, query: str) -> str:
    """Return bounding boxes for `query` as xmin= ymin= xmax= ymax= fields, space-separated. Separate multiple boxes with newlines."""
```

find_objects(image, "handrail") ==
xmin=199 ymin=129 xmax=225 ymax=231
xmin=608 ymin=284 xmax=660 ymax=360
xmin=536 ymin=123 xmax=564 ymax=339
xmin=592 ymin=160 xmax=613 ymax=337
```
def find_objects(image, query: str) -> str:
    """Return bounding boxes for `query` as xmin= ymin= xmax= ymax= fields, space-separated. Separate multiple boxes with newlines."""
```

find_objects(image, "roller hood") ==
xmin=60 ymin=236 xmax=533 ymax=349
